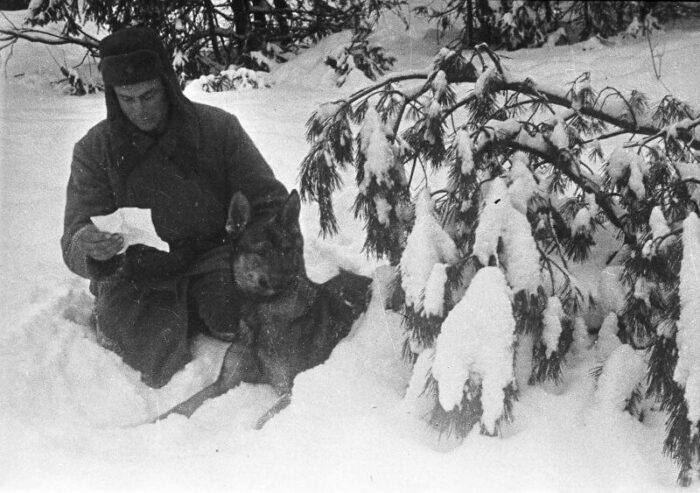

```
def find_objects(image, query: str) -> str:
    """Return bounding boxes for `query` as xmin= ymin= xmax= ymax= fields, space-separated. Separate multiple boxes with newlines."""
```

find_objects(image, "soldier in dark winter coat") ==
xmin=61 ymin=27 xmax=288 ymax=388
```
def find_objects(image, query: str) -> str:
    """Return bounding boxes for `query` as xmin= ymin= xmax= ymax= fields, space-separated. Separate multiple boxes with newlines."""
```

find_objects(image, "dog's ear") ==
xmin=226 ymin=192 xmax=251 ymax=237
xmin=280 ymin=190 xmax=301 ymax=226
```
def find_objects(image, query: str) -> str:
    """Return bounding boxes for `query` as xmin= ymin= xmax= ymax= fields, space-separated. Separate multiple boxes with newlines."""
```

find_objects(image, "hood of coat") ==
xmin=99 ymin=27 xmax=200 ymax=181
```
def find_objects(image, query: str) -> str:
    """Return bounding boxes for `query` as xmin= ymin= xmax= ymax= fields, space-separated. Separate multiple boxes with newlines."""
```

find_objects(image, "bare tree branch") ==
xmin=0 ymin=26 xmax=99 ymax=50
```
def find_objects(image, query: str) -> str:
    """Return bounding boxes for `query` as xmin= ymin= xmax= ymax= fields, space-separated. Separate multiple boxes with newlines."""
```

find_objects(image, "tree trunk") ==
xmin=231 ymin=0 xmax=250 ymax=38
xmin=204 ymin=0 xmax=222 ymax=64
xmin=274 ymin=0 xmax=290 ymax=41
xmin=465 ymin=0 xmax=474 ymax=46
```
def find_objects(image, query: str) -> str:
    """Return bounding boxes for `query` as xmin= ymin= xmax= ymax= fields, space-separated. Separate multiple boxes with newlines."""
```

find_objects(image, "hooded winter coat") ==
xmin=61 ymin=28 xmax=287 ymax=387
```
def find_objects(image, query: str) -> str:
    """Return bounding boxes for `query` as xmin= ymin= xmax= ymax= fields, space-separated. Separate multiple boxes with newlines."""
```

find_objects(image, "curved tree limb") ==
xmin=0 ymin=26 xmax=98 ymax=50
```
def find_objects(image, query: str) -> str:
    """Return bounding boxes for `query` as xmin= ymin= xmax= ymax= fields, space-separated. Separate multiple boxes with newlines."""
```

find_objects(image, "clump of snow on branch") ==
xmin=454 ymin=129 xmax=475 ymax=175
xmin=607 ymin=148 xmax=649 ymax=200
xmin=358 ymin=107 xmax=405 ymax=192
xmin=472 ymin=178 xmax=541 ymax=294
xmin=596 ymin=344 xmax=646 ymax=414
xmin=314 ymin=101 xmax=345 ymax=126
xmin=374 ymin=196 xmax=392 ymax=225
xmin=402 ymin=347 xmax=436 ymax=416
xmin=550 ymin=117 xmax=569 ymax=149
xmin=502 ymin=201 xmax=541 ymax=294
xmin=571 ymin=316 xmax=592 ymax=355
xmin=187 ymin=67 xmax=271 ymax=93
xmin=472 ymin=179 xmax=508 ymax=267
xmin=423 ymin=264 xmax=450 ymax=317
xmin=595 ymin=312 xmax=622 ymax=362
xmin=572 ymin=193 xmax=599 ymax=237
xmin=543 ymin=296 xmax=564 ymax=357
xmin=475 ymin=119 xmax=521 ymax=151
xmin=432 ymin=267 xmax=516 ymax=433
xmin=633 ymin=277 xmax=652 ymax=307
xmin=674 ymin=212 xmax=700 ymax=425
xmin=650 ymin=206 xmax=671 ymax=238
xmin=676 ymin=161 xmax=700 ymax=205
xmin=572 ymin=208 xmax=593 ymax=237
xmin=400 ymin=190 xmax=458 ymax=315
xmin=474 ymin=66 xmax=498 ymax=99
xmin=643 ymin=206 xmax=672 ymax=256
xmin=507 ymin=152 xmax=538 ymax=214
xmin=607 ymin=148 xmax=632 ymax=183
xmin=432 ymin=70 xmax=448 ymax=99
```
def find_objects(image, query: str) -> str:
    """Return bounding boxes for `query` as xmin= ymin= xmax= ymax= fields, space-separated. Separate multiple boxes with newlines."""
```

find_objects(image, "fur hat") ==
xmin=99 ymin=27 xmax=168 ymax=86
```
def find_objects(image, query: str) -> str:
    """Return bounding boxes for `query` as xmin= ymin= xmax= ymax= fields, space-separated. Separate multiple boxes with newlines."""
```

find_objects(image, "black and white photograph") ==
xmin=1 ymin=1 xmax=700 ymax=491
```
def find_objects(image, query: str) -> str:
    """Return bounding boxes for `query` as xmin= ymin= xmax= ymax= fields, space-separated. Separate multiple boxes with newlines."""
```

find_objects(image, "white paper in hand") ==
xmin=91 ymin=208 xmax=170 ymax=253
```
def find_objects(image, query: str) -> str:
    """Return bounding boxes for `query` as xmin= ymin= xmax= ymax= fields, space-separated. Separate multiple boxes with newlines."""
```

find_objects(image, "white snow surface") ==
xmin=3 ymin=7 xmax=700 ymax=491
xmin=675 ymin=213 xmax=700 ymax=425
xmin=431 ymin=267 xmax=516 ymax=434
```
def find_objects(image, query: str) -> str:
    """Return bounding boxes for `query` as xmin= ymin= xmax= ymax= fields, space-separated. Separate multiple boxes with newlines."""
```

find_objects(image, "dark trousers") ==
xmin=95 ymin=247 xmax=242 ymax=388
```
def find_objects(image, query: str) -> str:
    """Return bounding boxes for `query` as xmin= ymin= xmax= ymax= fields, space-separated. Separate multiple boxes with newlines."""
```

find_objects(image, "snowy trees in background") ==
xmin=415 ymin=1 xmax=692 ymax=51
xmin=4 ymin=1 xmax=695 ymax=92
xmin=0 ymin=0 xmax=406 ymax=88
xmin=299 ymin=39 xmax=700 ymax=485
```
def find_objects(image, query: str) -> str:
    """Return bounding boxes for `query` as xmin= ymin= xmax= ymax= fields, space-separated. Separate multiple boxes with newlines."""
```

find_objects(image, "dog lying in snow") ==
xmin=154 ymin=190 xmax=372 ymax=427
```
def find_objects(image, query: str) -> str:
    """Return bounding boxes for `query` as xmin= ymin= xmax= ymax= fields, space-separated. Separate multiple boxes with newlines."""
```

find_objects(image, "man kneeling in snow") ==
xmin=61 ymin=27 xmax=287 ymax=388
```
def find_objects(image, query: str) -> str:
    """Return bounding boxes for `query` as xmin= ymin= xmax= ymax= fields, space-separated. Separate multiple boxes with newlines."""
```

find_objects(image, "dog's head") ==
xmin=226 ymin=190 xmax=305 ymax=298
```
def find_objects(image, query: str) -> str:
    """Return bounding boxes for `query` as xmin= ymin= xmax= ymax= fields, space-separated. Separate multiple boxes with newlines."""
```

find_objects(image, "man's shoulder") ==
xmin=192 ymin=102 xmax=240 ymax=126
xmin=76 ymin=119 xmax=111 ymax=148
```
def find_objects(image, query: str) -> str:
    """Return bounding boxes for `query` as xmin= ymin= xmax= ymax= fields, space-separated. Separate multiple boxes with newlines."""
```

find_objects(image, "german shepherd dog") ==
xmin=154 ymin=190 xmax=372 ymax=427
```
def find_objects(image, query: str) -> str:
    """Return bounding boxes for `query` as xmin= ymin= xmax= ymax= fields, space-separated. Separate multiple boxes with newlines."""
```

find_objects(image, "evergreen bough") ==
xmin=300 ymin=43 xmax=700 ymax=486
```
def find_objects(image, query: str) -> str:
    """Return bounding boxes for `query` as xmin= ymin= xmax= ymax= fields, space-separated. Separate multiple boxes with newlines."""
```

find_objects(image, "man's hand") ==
xmin=75 ymin=224 xmax=124 ymax=261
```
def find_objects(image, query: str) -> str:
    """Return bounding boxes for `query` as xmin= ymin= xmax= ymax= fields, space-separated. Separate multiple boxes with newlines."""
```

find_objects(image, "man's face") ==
xmin=113 ymin=78 xmax=168 ymax=132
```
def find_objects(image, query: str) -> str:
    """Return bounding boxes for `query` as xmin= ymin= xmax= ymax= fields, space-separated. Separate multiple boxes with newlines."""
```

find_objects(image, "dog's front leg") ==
xmin=254 ymin=392 xmax=291 ymax=430
xmin=152 ymin=343 xmax=261 ymax=422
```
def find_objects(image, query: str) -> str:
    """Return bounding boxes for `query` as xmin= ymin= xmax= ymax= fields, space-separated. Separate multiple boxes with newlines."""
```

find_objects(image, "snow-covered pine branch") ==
xmin=431 ymin=266 xmax=516 ymax=436
xmin=675 ymin=213 xmax=700 ymax=427
xmin=299 ymin=43 xmax=700 ymax=483
xmin=400 ymin=190 xmax=458 ymax=318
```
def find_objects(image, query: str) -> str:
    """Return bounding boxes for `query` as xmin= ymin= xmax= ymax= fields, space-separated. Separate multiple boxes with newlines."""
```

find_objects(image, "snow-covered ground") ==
xmin=2 ymin=9 xmax=700 ymax=492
